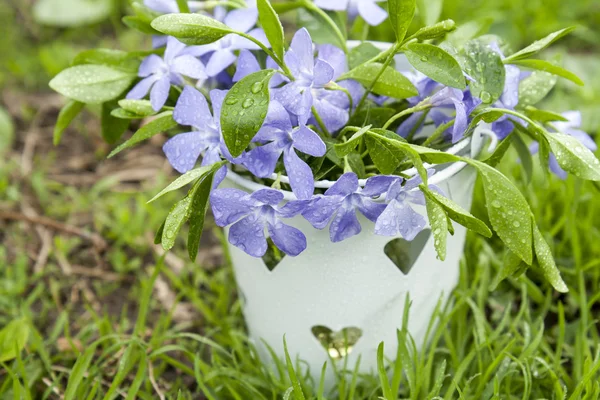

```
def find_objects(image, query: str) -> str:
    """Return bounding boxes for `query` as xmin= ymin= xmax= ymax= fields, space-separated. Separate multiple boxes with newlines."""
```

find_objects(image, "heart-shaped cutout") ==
xmin=384 ymin=229 xmax=431 ymax=275
xmin=311 ymin=325 xmax=363 ymax=360
xmin=262 ymin=237 xmax=286 ymax=271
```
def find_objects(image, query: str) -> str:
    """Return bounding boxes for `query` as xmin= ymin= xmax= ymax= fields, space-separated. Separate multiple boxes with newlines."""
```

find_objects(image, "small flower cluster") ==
xmin=49 ymin=0 xmax=599 ymax=271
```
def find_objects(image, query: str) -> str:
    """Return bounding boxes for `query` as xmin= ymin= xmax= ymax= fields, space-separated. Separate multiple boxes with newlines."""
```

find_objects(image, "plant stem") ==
xmin=311 ymin=106 xmax=331 ymax=136
xmin=272 ymin=1 xmax=305 ymax=13
xmin=236 ymin=32 xmax=293 ymax=79
xmin=382 ymin=104 xmax=431 ymax=130
xmin=406 ymin=110 xmax=429 ymax=142
xmin=422 ymin=120 xmax=455 ymax=147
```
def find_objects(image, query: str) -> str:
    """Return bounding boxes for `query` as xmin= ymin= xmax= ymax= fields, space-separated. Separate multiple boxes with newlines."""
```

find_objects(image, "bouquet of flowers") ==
xmin=50 ymin=0 xmax=600 ymax=292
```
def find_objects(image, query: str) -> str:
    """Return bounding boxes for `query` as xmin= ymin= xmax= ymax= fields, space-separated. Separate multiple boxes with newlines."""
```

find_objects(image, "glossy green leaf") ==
xmin=348 ymin=43 xmax=382 ymax=70
xmin=425 ymin=196 xmax=448 ymax=260
xmin=365 ymin=130 xmax=408 ymax=174
xmin=64 ymin=343 xmax=98 ymax=400
xmin=423 ymin=189 xmax=492 ymax=238
xmin=512 ymin=131 xmax=534 ymax=183
xmin=511 ymin=59 xmax=584 ymax=86
xmin=459 ymin=39 xmax=506 ymax=104
xmin=257 ymin=0 xmax=285 ymax=61
xmin=504 ymin=27 xmax=576 ymax=62
xmin=349 ymin=107 xmax=397 ymax=128
xmin=53 ymin=100 xmax=84 ymax=145
xmin=148 ymin=161 xmax=226 ymax=203
xmin=151 ymin=13 xmax=234 ymax=45
xmin=543 ymin=131 xmax=600 ymax=181
xmin=483 ymin=132 xmax=513 ymax=167
xmin=188 ymin=172 xmax=216 ymax=261
xmin=221 ymin=69 xmax=275 ymax=157
xmin=49 ymin=65 xmax=136 ymax=104
xmin=524 ymin=106 xmax=568 ymax=123
xmin=489 ymin=250 xmax=529 ymax=290
xmin=533 ymin=224 xmax=568 ymax=293
xmin=518 ymin=70 xmax=557 ymax=107
xmin=404 ymin=43 xmax=466 ymax=89
xmin=410 ymin=20 xmax=456 ymax=41
xmin=101 ymin=101 xmax=129 ymax=144
xmin=388 ymin=0 xmax=416 ymax=43
xmin=123 ymin=15 xmax=162 ymax=35
xmin=108 ymin=112 xmax=177 ymax=157
xmin=339 ymin=63 xmax=418 ymax=99
xmin=468 ymin=159 xmax=533 ymax=264
xmin=408 ymin=144 xmax=462 ymax=164
xmin=335 ymin=125 xmax=371 ymax=157
xmin=162 ymin=195 xmax=193 ymax=250
xmin=0 ymin=318 xmax=30 ymax=362
xmin=72 ymin=49 xmax=141 ymax=73
xmin=33 ymin=0 xmax=112 ymax=27
xmin=118 ymin=99 xmax=156 ymax=116
xmin=283 ymin=337 xmax=306 ymax=400
xmin=346 ymin=152 xmax=366 ymax=178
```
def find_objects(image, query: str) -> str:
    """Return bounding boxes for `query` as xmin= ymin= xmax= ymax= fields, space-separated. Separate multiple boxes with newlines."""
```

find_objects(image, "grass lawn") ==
xmin=1 ymin=1 xmax=600 ymax=399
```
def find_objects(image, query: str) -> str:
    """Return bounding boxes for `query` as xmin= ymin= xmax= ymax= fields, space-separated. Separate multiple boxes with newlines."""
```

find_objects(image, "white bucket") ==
xmin=221 ymin=123 xmax=495 ymax=386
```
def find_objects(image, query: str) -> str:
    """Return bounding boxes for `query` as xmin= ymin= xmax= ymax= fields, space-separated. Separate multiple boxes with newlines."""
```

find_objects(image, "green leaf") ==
xmin=425 ymin=196 xmax=448 ymax=260
xmin=388 ymin=0 xmax=416 ymax=43
xmin=257 ymin=0 xmax=285 ymax=61
xmin=467 ymin=159 xmax=533 ymax=264
xmin=504 ymin=27 xmax=576 ymax=62
xmin=53 ymin=100 xmax=84 ymax=145
xmin=348 ymin=107 xmax=397 ymax=128
xmin=404 ymin=43 xmax=466 ymax=89
xmin=65 ymin=345 xmax=98 ymax=400
xmin=118 ymin=99 xmax=157 ymax=117
xmin=0 ymin=318 xmax=30 ymax=362
xmin=489 ymin=250 xmax=529 ymax=290
xmin=459 ymin=39 xmax=505 ymax=104
xmin=518 ymin=70 xmax=557 ymax=107
xmin=423 ymin=189 xmax=492 ymax=237
xmin=335 ymin=125 xmax=371 ymax=157
xmin=283 ymin=337 xmax=306 ymax=400
xmin=483 ymin=132 xmax=513 ymax=167
xmin=408 ymin=144 xmax=462 ymax=164
xmin=108 ymin=112 xmax=177 ymax=157
xmin=524 ymin=106 xmax=568 ymax=123
xmin=346 ymin=152 xmax=366 ymax=178
xmin=543 ymin=131 xmax=600 ymax=181
xmin=123 ymin=15 xmax=162 ymax=35
xmin=416 ymin=0 xmax=442 ymax=26
xmin=49 ymin=65 xmax=136 ymax=104
xmin=154 ymin=220 xmax=166 ymax=245
xmin=148 ymin=161 xmax=227 ymax=203
xmin=221 ymin=69 xmax=275 ymax=157
xmin=162 ymin=195 xmax=193 ymax=251
xmin=188 ymin=172 xmax=216 ymax=261
xmin=348 ymin=43 xmax=382 ymax=70
xmin=72 ymin=49 xmax=141 ymax=73
xmin=151 ymin=13 xmax=234 ymax=45
xmin=410 ymin=20 xmax=456 ymax=41
xmin=365 ymin=130 xmax=408 ymax=174
xmin=512 ymin=131 xmax=534 ymax=184
xmin=175 ymin=0 xmax=190 ymax=12
xmin=102 ymin=101 xmax=130 ymax=144
xmin=0 ymin=106 xmax=15 ymax=154
xmin=33 ymin=0 xmax=112 ymax=27
xmin=510 ymin=59 xmax=584 ymax=86
xmin=532 ymin=224 xmax=568 ymax=293
xmin=339 ymin=63 xmax=418 ymax=99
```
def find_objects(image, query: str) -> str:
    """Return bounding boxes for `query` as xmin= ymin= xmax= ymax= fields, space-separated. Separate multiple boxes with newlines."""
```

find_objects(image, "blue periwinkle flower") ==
xmin=210 ymin=188 xmax=308 ymax=257
xmin=127 ymin=37 xmax=207 ymax=111
xmin=314 ymin=0 xmax=388 ymax=26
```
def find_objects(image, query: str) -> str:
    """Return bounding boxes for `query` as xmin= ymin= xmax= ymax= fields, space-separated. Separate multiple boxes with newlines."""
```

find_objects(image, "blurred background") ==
xmin=1 ymin=0 xmax=599 ymax=398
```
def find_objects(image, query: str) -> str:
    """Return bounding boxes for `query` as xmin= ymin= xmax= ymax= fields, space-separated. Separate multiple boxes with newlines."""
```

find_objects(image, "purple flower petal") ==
xmin=283 ymin=147 xmax=315 ymax=200
xmin=174 ymin=86 xmax=213 ymax=130
xmin=231 ymin=28 xmax=268 ymax=50
xmin=275 ymin=82 xmax=313 ymax=117
xmin=205 ymin=49 xmax=237 ymax=77
xmin=397 ymin=112 xmax=425 ymax=138
xmin=312 ymin=95 xmax=349 ymax=132
xmin=163 ymin=131 xmax=207 ymax=173
xmin=139 ymin=55 xmax=165 ymax=77
xmin=549 ymin=155 xmax=567 ymax=179
xmin=362 ymin=175 xmax=401 ymax=197
xmin=224 ymin=8 xmax=258 ymax=33
xmin=262 ymin=100 xmax=294 ymax=133
xmin=302 ymin=195 xmax=343 ymax=229
xmin=268 ymin=221 xmax=307 ymax=256
xmin=210 ymin=188 xmax=254 ymax=226
xmin=313 ymin=59 xmax=334 ymax=86
xmin=451 ymin=98 xmax=467 ymax=142
xmin=243 ymin=142 xmax=283 ymax=177
xmin=501 ymin=65 xmax=520 ymax=109
xmin=278 ymin=200 xmax=310 ymax=217
xmin=126 ymin=75 xmax=159 ymax=100
xmin=318 ymin=44 xmax=347 ymax=79
xmin=315 ymin=0 xmax=348 ymax=11
xmin=356 ymin=197 xmax=387 ymax=223
xmin=292 ymin=126 xmax=326 ymax=157
xmin=374 ymin=199 xmax=426 ymax=240
xmin=164 ymin=37 xmax=187 ymax=63
xmin=492 ymin=119 xmax=514 ymax=140
xmin=229 ymin=214 xmax=268 ymax=257
xmin=209 ymin=89 xmax=228 ymax=124
xmin=250 ymin=188 xmax=284 ymax=205
xmin=170 ymin=55 xmax=207 ymax=80
xmin=329 ymin=202 xmax=361 ymax=242
xmin=289 ymin=28 xmax=314 ymax=73
xmin=357 ymin=0 xmax=388 ymax=26
xmin=233 ymin=49 xmax=261 ymax=82
xmin=150 ymin=75 xmax=171 ymax=111
xmin=325 ymin=172 xmax=358 ymax=196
